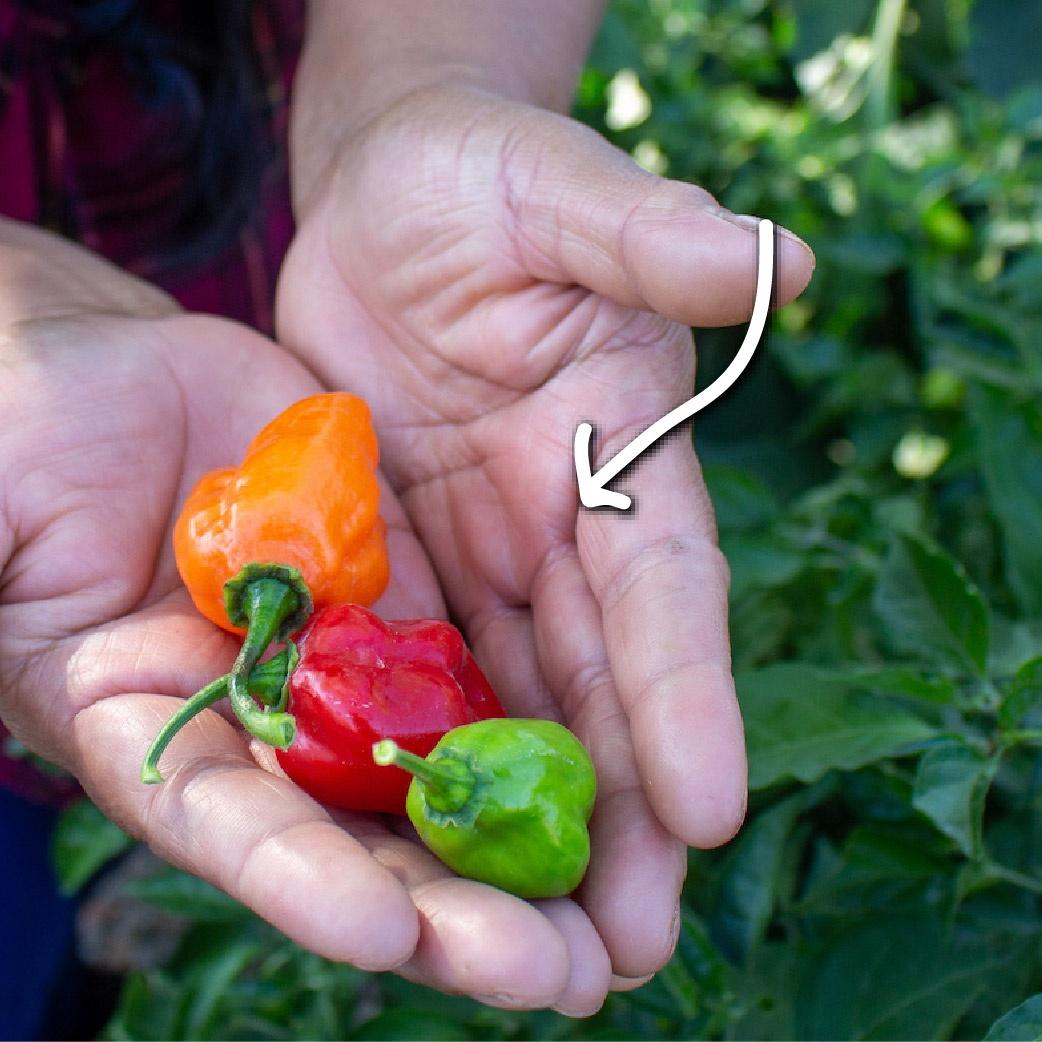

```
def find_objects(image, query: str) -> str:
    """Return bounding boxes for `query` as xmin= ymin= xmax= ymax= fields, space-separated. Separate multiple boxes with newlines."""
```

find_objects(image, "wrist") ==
xmin=289 ymin=57 xmax=493 ymax=213
xmin=290 ymin=0 xmax=604 ymax=213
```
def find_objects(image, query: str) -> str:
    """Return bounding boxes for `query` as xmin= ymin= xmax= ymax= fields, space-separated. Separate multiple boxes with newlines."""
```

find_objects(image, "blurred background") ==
xmin=20 ymin=0 xmax=1042 ymax=1037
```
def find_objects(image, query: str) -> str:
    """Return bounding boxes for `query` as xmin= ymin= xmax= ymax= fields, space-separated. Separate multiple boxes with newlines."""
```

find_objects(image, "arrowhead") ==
xmin=574 ymin=423 xmax=632 ymax=511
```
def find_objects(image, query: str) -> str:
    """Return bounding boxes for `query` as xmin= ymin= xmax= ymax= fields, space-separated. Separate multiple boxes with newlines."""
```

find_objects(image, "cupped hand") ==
xmin=0 ymin=221 xmax=611 ymax=1015
xmin=278 ymin=84 xmax=815 ymax=985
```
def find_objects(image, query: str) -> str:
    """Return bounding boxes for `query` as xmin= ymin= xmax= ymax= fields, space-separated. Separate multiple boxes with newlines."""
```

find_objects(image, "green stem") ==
xmin=141 ymin=675 xmax=230 ymax=785
xmin=983 ymin=861 xmax=1042 ymax=896
xmin=141 ymin=649 xmax=294 ymax=784
xmin=866 ymin=0 xmax=905 ymax=131
xmin=222 ymin=564 xmax=312 ymax=749
xmin=372 ymin=740 xmax=474 ymax=812
xmin=999 ymin=729 xmax=1042 ymax=748
xmin=247 ymin=647 xmax=295 ymax=709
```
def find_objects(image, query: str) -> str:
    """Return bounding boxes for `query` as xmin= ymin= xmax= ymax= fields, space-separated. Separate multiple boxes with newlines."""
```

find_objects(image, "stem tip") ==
xmin=372 ymin=740 xmax=399 ymax=766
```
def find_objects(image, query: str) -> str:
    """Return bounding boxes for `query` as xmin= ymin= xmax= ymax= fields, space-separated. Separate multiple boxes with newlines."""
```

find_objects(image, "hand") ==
xmin=277 ymin=84 xmax=815 ymax=987
xmin=0 ymin=222 xmax=609 ymax=1015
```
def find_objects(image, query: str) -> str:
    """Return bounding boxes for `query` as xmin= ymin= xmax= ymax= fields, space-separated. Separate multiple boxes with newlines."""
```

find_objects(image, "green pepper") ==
xmin=372 ymin=718 xmax=597 ymax=899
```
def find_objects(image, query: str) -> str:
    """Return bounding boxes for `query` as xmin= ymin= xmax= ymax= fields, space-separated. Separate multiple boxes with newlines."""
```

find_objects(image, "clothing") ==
xmin=0 ymin=788 xmax=76 ymax=1042
xmin=0 ymin=0 xmax=303 ymax=332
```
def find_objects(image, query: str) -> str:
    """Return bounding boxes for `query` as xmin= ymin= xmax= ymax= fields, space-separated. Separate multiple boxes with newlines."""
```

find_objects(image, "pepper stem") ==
xmin=141 ymin=648 xmax=294 ymax=785
xmin=372 ymin=741 xmax=474 ymax=813
xmin=223 ymin=564 xmax=312 ymax=749
xmin=141 ymin=675 xmax=230 ymax=785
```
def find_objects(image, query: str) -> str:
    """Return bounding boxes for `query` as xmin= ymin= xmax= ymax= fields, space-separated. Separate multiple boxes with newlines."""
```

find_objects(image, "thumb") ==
xmin=498 ymin=112 xmax=814 ymax=326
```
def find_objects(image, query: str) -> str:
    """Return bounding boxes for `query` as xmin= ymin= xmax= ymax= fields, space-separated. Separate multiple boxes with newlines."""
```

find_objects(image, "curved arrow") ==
xmin=574 ymin=218 xmax=776 ymax=510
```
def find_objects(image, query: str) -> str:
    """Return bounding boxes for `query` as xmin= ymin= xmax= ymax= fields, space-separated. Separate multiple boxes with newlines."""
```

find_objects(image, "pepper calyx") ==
xmin=223 ymin=563 xmax=313 ymax=641
xmin=224 ymin=565 xmax=312 ymax=750
xmin=373 ymin=741 xmax=476 ymax=814
xmin=250 ymin=643 xmax=298 ymax=712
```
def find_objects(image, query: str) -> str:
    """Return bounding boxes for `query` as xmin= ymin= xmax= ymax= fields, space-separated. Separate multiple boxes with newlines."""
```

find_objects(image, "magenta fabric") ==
xmin=0 ymin=0 xmax=304 ymax=332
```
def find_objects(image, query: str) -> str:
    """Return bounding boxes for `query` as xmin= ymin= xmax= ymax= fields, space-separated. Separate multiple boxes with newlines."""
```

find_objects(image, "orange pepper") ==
xmin=174 ymin=392 xmax=389 ymax=635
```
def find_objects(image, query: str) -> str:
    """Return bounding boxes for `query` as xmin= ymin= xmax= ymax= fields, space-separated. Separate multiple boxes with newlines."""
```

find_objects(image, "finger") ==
xmin=1 ymin=594 xmax=240 ymax=764
xmin=467 ymin=603 xmax=559 ymax=721
xmin=397 ymin=878 xmax=571 ymax=1009
xmin=532 ymin=547 xmax=686 ymax=978
xmin=497 ymin=112 xmax=814 ymax=324
xmin=69 ymin=692 xmax=420 ymax=970
xmin=612 ymin=973 xmax=655 ymax=992
xmin=536 ymin=898 xmax=613 ymax=1017
xmin=373 ymin=472 xmax=446 ymax=620
xmin=578 ymin=429 xmax=748 ymax=849
xmin=344 ymin=819 xmax=575 ymax=1009
xmin=0 ymin=218 xmax=176 ymax=327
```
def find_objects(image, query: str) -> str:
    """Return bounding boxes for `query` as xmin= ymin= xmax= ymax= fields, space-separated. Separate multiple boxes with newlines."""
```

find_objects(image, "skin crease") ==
xmin=279 ymin=0 xmax=813 ymax=1008
xmin=0 ymin=6 xmax=816 ymax=1020
xmin=277 ymin=79 xmax=815 ymax=1003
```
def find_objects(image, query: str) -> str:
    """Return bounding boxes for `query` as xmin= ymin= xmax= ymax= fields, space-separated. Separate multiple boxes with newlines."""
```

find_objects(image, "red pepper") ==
xmin=141 ymin=599 xmax=507 ymax=815
xmin=276 ymin=604 xmax=505 ymax=813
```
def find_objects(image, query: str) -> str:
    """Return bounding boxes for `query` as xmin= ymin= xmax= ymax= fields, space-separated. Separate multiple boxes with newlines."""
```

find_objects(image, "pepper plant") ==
xmin=53 ymin=0 xmax=1042 ymax=1038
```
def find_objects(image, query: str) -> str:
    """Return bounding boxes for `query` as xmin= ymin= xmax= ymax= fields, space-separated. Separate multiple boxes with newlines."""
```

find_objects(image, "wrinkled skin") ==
xmin=278 ymin=86 xmax=815 ymax=996
xmin=0 ymin=220 xmax=613 ymax=1016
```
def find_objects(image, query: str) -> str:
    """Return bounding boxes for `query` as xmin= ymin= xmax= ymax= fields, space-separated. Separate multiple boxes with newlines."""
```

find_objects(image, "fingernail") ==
xmin=473 ymin=992 xmax=530 ymax=1009
xmin=668 ymin=905 xmax=682 ymax=954
xmin=610 ymin=972 xmax=655 ymax=992
xmin=775 ymin=224 xmax=814 ymax=255
xmin=717 ymin=211 xmax=761 ymax=232
xmin=716 ymin=210 xmax=814 ymax=256
xmin=552 ymin=999 xmax=605 ymax=1019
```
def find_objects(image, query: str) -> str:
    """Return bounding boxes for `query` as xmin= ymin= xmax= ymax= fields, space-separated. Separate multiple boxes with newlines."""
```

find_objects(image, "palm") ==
xmin=277 ymin=85 xmax=815 ymax=981
xmin=0 ymin=278 xmax=611 ymax=1011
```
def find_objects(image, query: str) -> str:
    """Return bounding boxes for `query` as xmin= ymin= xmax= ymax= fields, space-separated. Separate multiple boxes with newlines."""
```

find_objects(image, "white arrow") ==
xmin=575 ymin=218 xmax=776 ymax=510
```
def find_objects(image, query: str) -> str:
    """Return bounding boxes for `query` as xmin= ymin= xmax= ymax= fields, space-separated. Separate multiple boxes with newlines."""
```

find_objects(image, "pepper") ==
xmin=276 ymin=604 xmax=506 ymax=813
xmin=373 ymin=718 xmax=597 ymax=898
xmin=172 ymin=393 xmax=389 ymax=746
xmin=142 ymin=604 xmax=506 ymax=816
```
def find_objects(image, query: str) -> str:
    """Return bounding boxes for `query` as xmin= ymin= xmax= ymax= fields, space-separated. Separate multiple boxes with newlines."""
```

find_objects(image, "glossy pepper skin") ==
xmin=374 ymin=719 xmax=597 ymax=899
xmin=276 ymin=604 xmax=506 ymax=814
xmin=174 ymin=393 xmax=389 ymax=635
xmin=141 ymin=604 xmax=506 ymax=807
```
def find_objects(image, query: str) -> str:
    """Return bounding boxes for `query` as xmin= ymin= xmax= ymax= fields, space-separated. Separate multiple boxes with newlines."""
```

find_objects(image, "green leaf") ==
xmin=51 ymin=798 xmax=133 ymax=895
xmin=850 ymin=666 xmax=957 ymax=704
xmin=180 ymin=938 xmax=264 ymax=1040
xmin=788 ymin=0 xmax=875 ymax=60
xmin=999 ymin=656 xmax=1042 ymax=729
xmin=799 ymin=823 xmax=951 ymax=916
xmin=968 ymin=0 xmax=1042 ymax=98
xmin=738 ymin=664 xmax=936 ymax=790
xmin=990 ymin=618 xmax=1042 ymax=678
xmin=796 ymin=915 xmax=1012 ymax=1040
xmin=703 ymin=466 xmax=779 ymax=531
xmin=873 ymin=532 xmax=990 ymax=674
xmin=711 ymin=781 xmax=833 ymax=962
xmin=983 ymin=994 xmax=1042 ymax=1041
xmin=912 ymin=738 xmax=999 ymax=858
xmin=726 ymin=942 xmax=802 ymax=1041
xmin=974 ymin=387 xmax=1042 ymax=616
xmin=101 ymin=972 xmax=183 ymax=1042
xmin=352 ymin=1009 xmax=472 ymax=1041
xmin=719 ymin=531 xmax=804 ymax=598
xmin=126 ymin=868 xmax=248 ymax=923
